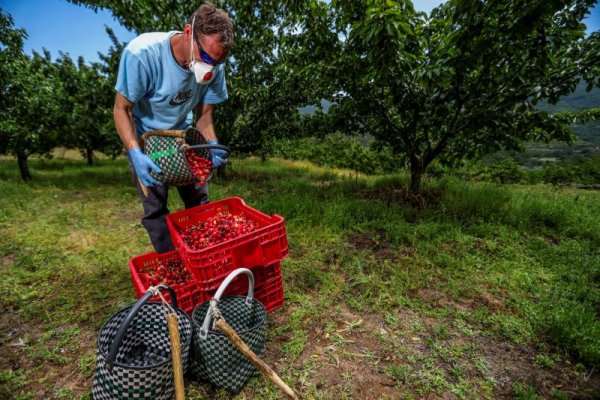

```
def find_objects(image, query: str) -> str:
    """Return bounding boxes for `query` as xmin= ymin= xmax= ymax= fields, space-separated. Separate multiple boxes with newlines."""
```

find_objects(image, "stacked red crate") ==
xmin=166 ymin=197 xmax=288 ymax=284
xmin=129 ymin=197 xmax=288 ymax=314
xmin=129 ymin=250 xmax=206 ymax=314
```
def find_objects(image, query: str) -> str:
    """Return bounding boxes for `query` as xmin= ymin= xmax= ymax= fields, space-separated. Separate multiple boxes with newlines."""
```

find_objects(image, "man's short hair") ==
xmin=190 ymin=2 xmax=234 ymax=51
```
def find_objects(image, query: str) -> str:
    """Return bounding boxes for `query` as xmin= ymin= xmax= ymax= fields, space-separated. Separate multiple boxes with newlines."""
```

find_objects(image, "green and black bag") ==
xmin=190 ymin=268 xmax=267 ymax=394
xmin=141 ymin=127 xmax=229 ymax=186
xmin=92 ymin=285 xmax=192 ymax=400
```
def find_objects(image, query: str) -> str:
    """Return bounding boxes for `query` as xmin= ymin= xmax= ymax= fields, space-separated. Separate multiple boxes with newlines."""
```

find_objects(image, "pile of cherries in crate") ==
xmin=142 ymin=258 xmax=193 ymax=287
xmin=181 ymin=211 xmax=260 ymax=250
xmin=185 ymin=149 xmax=212 ymax=185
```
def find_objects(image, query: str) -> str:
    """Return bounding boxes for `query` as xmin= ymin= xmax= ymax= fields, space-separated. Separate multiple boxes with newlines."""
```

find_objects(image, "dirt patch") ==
xmin=410 ymin=287 xmax=508 ymax=314
xmin=0 ymin=311 xmax=98 ymax=399
xmin=266 ymin=305 xmax=401 ymax=399
xmin=477 ymin=337 xmax=600 ymax=399
xmin=475 ymin=291 xmax=505 ymax=312
xmin=0 ymin=253 xmax=16 ymax=270
xmin=347 ymin=230 xmax=402 ymax=262
xmin=265 ymin=303 xmax=600 ymax=399
xmin=413 ymin=288 xmax=449 ymax=305
xmin=410 ymin=288 xmax=472 ymax=313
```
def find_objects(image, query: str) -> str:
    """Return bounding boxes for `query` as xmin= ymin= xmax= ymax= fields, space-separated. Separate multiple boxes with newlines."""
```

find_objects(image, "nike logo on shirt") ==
xmin=169 ymin=89 xmax=192 ymax=106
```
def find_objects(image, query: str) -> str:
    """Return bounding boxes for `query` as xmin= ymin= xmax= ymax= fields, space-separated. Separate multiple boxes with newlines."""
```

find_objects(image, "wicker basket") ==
xmin=141 ymin=127 xmax=228 ymax=186
xmin=92 ymin=285 xmax=192 ymax=399
xmin=190 ymin=269 xmax=267 ymax=393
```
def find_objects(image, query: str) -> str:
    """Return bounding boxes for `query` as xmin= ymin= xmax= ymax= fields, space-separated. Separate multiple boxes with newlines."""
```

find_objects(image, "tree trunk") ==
xmin=86 ymin=148 xmax=94 ymax=166
xmin=17 ymin=153 xmax=32 ymax=181
xmin=409 ymin=167 xmax=422 ymax=196
xmin=409 ymin=155 xmax=424 ymax=196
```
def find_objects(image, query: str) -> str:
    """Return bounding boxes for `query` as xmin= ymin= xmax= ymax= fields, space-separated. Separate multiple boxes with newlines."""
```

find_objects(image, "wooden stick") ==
xmin=214 ymin=318 xmax=299 ymax=400
xmin=167 ymin=313 xmax=185 ymax=400
xmin=137 ymin=177 xmax=149 ymax=197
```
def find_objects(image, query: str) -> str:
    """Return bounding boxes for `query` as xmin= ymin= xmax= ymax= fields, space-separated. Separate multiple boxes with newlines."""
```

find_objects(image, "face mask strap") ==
xmin=189 ymin=15 xmax=196 ymax=66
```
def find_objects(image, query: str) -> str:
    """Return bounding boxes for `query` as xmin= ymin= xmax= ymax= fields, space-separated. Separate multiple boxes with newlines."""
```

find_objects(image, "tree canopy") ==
xmin=2 ymin=1 xmax=599 ymax=190
xmin=312 ymin=0 xmax=600 ymax=192
xmin=1 ymin=11 xmax=58 ymax=179
xmin=0 ymin=9 xmax=121 ymax=179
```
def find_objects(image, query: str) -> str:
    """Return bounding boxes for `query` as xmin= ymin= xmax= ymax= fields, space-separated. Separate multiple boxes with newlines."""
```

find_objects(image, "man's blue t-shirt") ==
xmin=115 ymin=31 xmax=228 ymax=137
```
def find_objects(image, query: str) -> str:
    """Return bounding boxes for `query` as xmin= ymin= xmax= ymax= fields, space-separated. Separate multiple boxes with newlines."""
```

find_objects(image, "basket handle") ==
xmin=140 ymin=130 xmax=186 ymax=140
xmin=199 ymin=268 xmax=254 ymax=339
xmin=106 ymin=285 xmax=178 ymax=369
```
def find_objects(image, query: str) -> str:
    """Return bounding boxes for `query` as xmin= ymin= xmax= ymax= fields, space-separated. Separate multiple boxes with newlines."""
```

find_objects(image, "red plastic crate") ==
xmin=197 ymin=258 xmax=283 ymax=292
xmin=254 ymin=274 xmax=284 ymax=313
xmin=253 ymin=260 xmax=282 ymax=289
xmin=198 ymin=261 xmax=284 ymax=314
xmin=129 ymin=250 xmax=209 ymax=314
xmin=198 ymin=260 xmax=282 ymax=295
xmin=166 ymin=197 xmax=288 ymax=284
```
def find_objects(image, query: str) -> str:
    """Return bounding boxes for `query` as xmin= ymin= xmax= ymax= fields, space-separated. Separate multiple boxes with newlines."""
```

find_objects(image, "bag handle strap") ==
xmin=184 ymin=143 xmax=230 ymax=155
xmin=106 ymin=285 xmax=177 ymax=369
xmin=199 ymin=268 xmax=254 ymax=339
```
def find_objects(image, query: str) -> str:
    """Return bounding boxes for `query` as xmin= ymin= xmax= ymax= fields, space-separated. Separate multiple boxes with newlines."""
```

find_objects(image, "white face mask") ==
xmin=189 ymin=15 xmax=215 ymax=85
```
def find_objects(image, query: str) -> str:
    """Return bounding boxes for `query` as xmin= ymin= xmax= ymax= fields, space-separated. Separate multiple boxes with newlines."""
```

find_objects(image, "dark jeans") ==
xmin=128 ymin=157 xmax=208 ymax=253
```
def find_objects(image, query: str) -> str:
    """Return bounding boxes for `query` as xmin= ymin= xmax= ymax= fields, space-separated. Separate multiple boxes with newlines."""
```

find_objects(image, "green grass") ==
xmin=1 ymin=156 xmax=599 ymax=399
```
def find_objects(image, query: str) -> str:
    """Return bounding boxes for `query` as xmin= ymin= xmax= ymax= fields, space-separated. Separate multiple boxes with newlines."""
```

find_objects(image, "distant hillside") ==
xmin=537 ymin=82 xmax=600 ymax=112
xmin=520 ymin=82 xmax=600 ymax=166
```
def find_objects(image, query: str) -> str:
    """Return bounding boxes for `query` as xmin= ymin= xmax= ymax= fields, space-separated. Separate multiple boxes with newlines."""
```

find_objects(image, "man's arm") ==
xmin=196 ymin=103 xmax=228 ymax=168
xmin=196 ymin=103 xmax=218 ymax=142
xmin=114 ymin=92 xmax=161 ymax=186
xmin=114 ymin=92 xmax=140 ymax=150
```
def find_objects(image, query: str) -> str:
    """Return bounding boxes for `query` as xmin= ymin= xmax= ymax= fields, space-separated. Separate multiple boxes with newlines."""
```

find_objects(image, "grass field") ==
xmin=1 ymin=156 xmax=599 ymax=399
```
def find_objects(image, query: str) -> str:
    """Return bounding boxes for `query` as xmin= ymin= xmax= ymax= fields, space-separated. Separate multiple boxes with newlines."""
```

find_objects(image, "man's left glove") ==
xmin=208 ymin=140 xmax=228 ymax=168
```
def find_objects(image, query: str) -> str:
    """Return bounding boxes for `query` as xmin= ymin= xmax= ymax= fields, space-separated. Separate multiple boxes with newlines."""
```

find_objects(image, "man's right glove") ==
xmin=129 ymin=147 xmax=162 ymax=186
xmin=208 ymin=140 xmax=228 ymax=168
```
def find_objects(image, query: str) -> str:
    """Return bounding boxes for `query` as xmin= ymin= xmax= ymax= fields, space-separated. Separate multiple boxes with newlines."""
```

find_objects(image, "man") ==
xmin=114 ymin=2 xmax=233 ymax=253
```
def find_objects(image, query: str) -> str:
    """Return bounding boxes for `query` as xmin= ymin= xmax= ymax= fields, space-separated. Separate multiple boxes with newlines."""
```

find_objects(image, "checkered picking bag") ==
xmin=141 ymin=127 xmax=229 ymax=186
xmin=92 ymin=285 xmax=192 ymax=400
xmin=190 ymin=268 xmax=267 ymax=394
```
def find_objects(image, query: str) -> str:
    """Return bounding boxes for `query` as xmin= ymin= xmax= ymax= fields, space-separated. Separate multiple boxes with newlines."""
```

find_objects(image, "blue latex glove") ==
xmin=208 ymin=140 xmax=228 ymax=168
xmin=129 ymin=148 xmax=162 ymax=186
